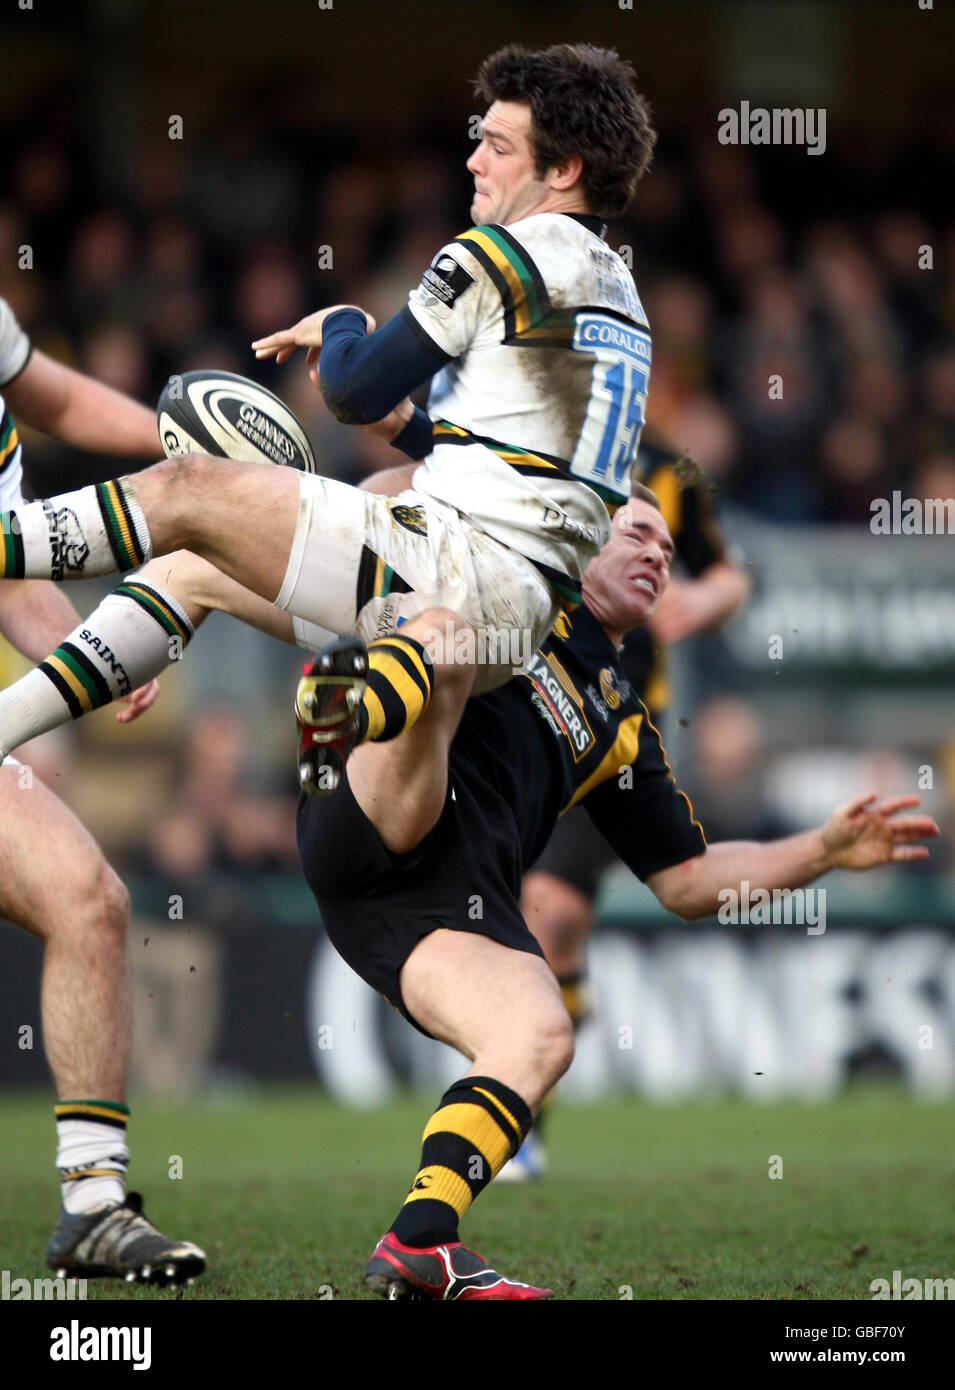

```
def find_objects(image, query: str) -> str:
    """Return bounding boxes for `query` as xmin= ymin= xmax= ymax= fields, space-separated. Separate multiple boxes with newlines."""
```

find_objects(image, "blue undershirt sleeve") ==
xmin=318 ymin=308 xmax=449 ymax=426
xmin=390 ymin=407 xmax=435 ymax=460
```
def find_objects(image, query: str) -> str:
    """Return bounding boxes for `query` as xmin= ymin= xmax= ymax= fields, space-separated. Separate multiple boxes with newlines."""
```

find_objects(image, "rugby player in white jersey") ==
xmin=0 ymin=43 xmax=658 ymax=796
xmin=0 ymin=297 xmax=205 ymax=1283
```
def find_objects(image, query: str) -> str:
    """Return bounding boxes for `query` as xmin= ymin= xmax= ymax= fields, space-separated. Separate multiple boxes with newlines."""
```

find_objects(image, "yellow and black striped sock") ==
xmin=390 ymin=1075 xmax=532 ymax=1248
xmin=55 ymin=1099 xmax=130 ymax=1214
xmin=358 ymin=633 xmax=433 ymax=743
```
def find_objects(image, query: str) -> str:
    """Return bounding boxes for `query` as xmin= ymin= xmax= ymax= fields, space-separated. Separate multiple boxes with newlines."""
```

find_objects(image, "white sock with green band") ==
xmin=55 ymin=1100 xmax=131 ymax=1214
xmin=0 ymin=478 xmax=151 ymax=580
xmin=0 ymin=579 xmax=193 ymax=755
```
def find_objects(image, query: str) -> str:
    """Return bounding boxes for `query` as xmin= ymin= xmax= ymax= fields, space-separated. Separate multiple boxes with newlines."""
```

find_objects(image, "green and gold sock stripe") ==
xmin=58 ymin=1164 xmax=128 ymax=1183
xmin=456 ymin=225 xmax=550 ymax=338
xmin=55 ymin=1099 xmax=130 ymax=1127
xmin=115 ymin=581 xmax=193 ymax=644
xmin=95 ymin=480 xmax=146 ymax=571
xmin=0 ymin=409 xmax=20 ymax=470
xmin=1 ymin=510 xmax=24 ymax=578
xmin=40 ymin=642 xmax=113 ymax=718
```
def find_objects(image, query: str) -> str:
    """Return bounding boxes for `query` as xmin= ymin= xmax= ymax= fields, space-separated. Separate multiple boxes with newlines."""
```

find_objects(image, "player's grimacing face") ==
xmin=585 ymin=501 xmax=674 ymax=633
xmin=466 ymin=102 xmax=547 ymax=226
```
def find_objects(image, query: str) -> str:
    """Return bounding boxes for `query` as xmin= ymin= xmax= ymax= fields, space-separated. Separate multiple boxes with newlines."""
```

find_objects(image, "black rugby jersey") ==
xmin=450 ymin=600 xmax=706 ymax=880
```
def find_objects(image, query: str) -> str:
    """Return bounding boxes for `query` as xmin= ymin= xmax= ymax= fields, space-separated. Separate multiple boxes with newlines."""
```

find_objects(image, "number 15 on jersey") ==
xmin=570 ymin=313 xmax=651 ymax=502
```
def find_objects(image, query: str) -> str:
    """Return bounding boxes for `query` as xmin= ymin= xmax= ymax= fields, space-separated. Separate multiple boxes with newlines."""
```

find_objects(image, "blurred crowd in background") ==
xmin=2 ymin=99 xmax=953 ymax=517
xmin=0 ymin=37 xmax=953 ymax=901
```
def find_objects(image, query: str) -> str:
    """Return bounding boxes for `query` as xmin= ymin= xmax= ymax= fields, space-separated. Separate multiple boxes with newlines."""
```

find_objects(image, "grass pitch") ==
xmin=2 ymin=1085 xmax=952 ymax=1300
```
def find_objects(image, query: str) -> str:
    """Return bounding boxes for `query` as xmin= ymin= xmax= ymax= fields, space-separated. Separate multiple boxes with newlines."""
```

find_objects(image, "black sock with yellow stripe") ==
xmin=390 ymin=1075 xmax=532 ymax=1248
xmin=357 ymin=634 xmax=433 ymax=743
xmin=55 ymin=1099 xmax=130 ymax=1214
xmin=0 ymin=578 xmax=193 ymax=756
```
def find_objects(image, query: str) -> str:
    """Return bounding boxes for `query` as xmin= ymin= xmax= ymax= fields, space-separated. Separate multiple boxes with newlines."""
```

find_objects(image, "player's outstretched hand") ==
xmin=252 ymin=307 xmax=377 ymax=366
xmin=115 ymin=680 xmax=161 ymax=725
xmin=821 ymin=792 xmax=939 ymax=869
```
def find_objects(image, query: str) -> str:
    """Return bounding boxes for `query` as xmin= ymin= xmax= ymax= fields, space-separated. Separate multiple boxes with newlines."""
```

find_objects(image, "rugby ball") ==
xmin=157 ymin=370 xmax=316 ymax=473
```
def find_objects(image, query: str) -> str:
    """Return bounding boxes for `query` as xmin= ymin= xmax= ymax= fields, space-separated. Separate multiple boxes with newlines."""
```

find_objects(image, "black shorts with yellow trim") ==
xmin=297 ymin=756 xmax=544 ymax=1036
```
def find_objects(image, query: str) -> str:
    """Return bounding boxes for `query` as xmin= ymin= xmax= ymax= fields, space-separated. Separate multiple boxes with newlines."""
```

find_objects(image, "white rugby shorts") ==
xmin=276 ymin=475 xmax=557 ymax=693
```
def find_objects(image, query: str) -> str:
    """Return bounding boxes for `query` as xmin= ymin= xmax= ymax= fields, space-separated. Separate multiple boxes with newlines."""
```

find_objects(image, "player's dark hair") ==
xmin=474 ymin=43 xmax=656 ymax=218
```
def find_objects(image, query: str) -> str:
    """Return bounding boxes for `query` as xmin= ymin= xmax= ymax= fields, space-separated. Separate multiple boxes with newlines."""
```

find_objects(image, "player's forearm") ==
xmin=319 ymin=311 xmax=443 ymax=425
xmin=656 ymin=829 xmax=831 ymax=920
xmin=44 ymin=370 xmax=160 ymax=457
xmin=6 ymin=351 xmax=160 ymax=458
xmin=0 ymin=580 xmax=83 ymax=662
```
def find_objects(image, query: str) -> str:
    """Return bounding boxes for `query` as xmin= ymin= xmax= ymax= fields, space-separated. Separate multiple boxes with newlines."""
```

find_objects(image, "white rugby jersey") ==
xmin=0 ymin=296 xmax=31 ymax=509
xmin=403 ymin=211 xmax=651 ymax=602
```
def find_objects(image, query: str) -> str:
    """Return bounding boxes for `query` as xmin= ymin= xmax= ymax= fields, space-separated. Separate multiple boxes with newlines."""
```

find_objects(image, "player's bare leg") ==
xmin=499 ymin=870 xmax=595 ymax=1181
xmin=1 ymin=760 xmax=205 ymax=1284
xmin=138 ymin=548 xmax=296 ymax=643
xmin=0 ymin=452 xmax=301 ymax=602
xmin=0 ymin=763 xmax=130 ymax=1099
xmin=365 ymin=933 xmax=571 ymax=1300
xmin=344 ymin=608 xmax=477 ymax=853
xmin=107 ymin=455 xmax=302 ymax=602
xmin=401 ymin=930 xmax=573 ymax=1111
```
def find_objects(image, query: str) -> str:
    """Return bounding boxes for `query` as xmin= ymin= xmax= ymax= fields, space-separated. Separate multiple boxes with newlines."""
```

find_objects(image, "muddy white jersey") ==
xmin=403 ymin=211 xmax=651 ymax=601
xmin=0 ymin=297 xmax=30 ymax=509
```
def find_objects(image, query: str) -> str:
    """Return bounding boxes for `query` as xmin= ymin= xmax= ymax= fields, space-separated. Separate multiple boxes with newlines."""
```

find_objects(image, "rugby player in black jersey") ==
xmin=293 ymin=475 xmax=937 ymax=1300
xmin=511 ymin=432 xmax=749 ymax=1177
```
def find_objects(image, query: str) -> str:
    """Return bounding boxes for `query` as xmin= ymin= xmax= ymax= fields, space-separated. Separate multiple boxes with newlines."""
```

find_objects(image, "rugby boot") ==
xmin=47 ymin=1191 xmax=205 ymax=1286
xmin=365 ymin=1231 xmax=552 ymax=1300
xmin=295 ymin=634 xmax=368 ymax=795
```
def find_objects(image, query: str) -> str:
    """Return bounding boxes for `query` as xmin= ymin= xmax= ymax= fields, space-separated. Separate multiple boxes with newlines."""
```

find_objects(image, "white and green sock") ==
xmin=0 ymin=478 xmax=151 ymax=580
xmin=55 ymin=1099 xmax=130 ymax=1213
xmin=0 ymin=579 xmax=193 ymax=755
